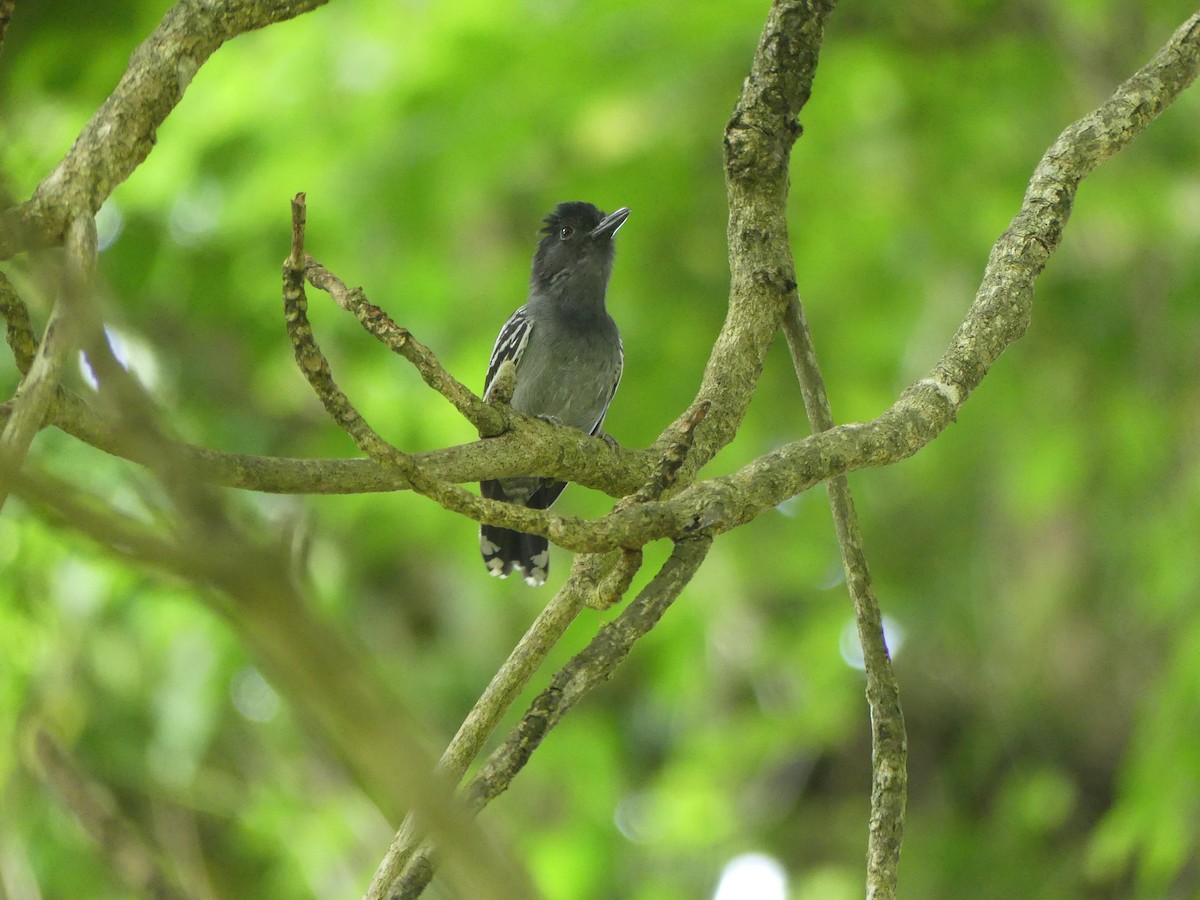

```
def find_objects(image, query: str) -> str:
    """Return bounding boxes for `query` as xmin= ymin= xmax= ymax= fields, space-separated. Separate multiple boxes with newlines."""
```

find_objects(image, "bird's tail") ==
xmin=480 ymin=525 xmax=550 ymax=586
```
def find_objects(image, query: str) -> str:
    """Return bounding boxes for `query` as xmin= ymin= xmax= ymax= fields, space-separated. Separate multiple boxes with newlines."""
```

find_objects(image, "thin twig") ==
xmin=302 ymin=254 xmax=506 ymax=436
xmin=783 ymin=298 xmax=906 ymax=898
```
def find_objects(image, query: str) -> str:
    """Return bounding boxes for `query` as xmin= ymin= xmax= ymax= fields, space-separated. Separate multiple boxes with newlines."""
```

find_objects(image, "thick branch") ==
xmin=663 ymin=0 xmax=837 ymax=481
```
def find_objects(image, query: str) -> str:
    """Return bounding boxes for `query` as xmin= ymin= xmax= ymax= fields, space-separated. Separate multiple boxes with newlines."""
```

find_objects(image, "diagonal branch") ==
xmin=12 ymin=462 xmax=538 ymax=900
xmin=302 ymin=253 xmax=507 ymax=436
xmin=0 ymin=269 xmax=38 ymax=372
xmin=365 ymin=398 xmax=711 ymax=898
xmin=0 ymin=299 xmax=72 ymax=509
xmin=0 ymin=0 xmax=331 ymax=258
xmin=382 ymin=534 xmax=714 ymax=900
xmin=784 ymin=298 xmax=906 ymax=898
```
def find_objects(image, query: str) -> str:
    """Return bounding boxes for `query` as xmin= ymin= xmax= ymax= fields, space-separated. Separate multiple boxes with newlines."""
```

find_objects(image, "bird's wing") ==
xmin=589 ymin=334 xmax=623 ymax=436
xmin=483 ymin=306 xmax=533 ymax=399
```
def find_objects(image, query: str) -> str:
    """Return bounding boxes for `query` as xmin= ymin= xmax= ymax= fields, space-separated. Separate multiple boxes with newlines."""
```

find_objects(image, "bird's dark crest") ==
xmin=539 ymin=201 xmax=605 ymax=237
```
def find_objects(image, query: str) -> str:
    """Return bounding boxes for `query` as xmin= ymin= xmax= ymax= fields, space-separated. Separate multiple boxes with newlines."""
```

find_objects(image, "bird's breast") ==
xmin=511 ymin=317 xmax=621 ymax=431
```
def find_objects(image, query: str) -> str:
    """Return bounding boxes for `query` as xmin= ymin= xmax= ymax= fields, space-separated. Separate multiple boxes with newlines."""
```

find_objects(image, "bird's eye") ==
xmin=559 ymin=226 xmax=574 ymax=240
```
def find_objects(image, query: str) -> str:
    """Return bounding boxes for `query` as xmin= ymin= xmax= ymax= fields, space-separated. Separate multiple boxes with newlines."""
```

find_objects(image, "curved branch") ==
xmin=662 ymin=0 xmax=838 ymax=481
xmin=546 ymin=8 xmax=1200 ymax=552
xmin=0 ymin=0 xmax=330 ymax=258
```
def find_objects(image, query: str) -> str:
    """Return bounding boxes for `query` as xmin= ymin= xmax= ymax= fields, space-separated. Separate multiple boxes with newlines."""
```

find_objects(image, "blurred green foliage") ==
xmin=2 ymin=1 xmax=1200 ymax=897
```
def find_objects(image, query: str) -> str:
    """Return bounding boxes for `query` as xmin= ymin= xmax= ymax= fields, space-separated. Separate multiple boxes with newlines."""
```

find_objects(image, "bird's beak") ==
xmin=589 ymin=207 xmax=630 ymax=239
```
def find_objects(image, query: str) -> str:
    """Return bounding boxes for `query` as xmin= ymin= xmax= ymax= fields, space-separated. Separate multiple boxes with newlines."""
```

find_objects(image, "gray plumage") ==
xmin=480 ymin=201 xmax=629 ymax=585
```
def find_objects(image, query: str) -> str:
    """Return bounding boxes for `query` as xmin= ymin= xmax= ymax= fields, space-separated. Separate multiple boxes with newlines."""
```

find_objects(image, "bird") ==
xmin=480 ymin=201 xmax=630 ymax=585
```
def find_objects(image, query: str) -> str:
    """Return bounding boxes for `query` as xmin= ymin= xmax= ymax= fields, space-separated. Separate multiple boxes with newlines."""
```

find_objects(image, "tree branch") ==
xmin=383 ymin=535 xmax=714 ymax=900
xmin=0 ymin=299 xmax=72 ymax=510
xmin=0 ymin=390 xmax=655 ymax=497
xmin=302 ymin=250 xmax=507 ymax=437
xmin=0 ymin=0 xmax=331 ymax=258
xmin=11 ymin=464 xmax=538 ymax=900
xmin=0 ymin=268 xmax=37 ymax=372
xmin=365 ymin=398 xmax=710 ymax=898
xmin=784 ymin=298 xmax=906 ymax=898
xmin=663 ymin=0 xmax=838 ymax=483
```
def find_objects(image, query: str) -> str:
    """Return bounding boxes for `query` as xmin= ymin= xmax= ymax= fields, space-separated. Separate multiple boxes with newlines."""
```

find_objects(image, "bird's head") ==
xmin=530 ymin=201 xmax=630 ymax=302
